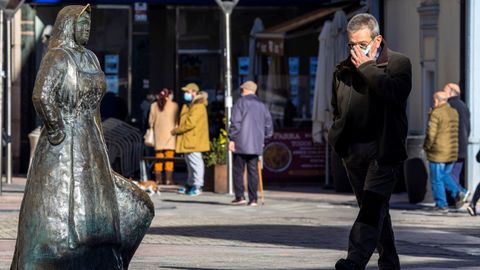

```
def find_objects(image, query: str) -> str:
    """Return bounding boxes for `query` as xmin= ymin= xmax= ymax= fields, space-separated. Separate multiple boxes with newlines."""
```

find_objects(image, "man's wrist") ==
xmin=358 ymin=59 xmax=376 ymax=70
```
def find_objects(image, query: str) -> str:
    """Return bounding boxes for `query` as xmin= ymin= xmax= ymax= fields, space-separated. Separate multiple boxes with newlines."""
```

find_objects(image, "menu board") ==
xmin=262 ymin=129 xmax=325 ymax=180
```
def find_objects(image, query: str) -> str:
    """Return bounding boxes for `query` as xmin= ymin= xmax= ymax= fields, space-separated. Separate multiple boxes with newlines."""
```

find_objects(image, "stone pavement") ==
xmin=0 ymin=178 xmax=479 ymax=269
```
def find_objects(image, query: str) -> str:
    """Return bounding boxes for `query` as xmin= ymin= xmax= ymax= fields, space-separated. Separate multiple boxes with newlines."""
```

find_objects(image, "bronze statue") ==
xmin=11 ymin=5 xmax=154 ymax=269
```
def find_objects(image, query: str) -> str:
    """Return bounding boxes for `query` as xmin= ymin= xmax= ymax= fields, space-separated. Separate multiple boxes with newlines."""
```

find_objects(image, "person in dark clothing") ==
xmin=228 ymin=81 xmax=273 ymax=206
xmin=468 ymin=184 xmax=480 ymax=216
xmin=444 ymin=83 xmax=470 ymax=195
xmin=467 ymin=150 xmax=480 ymax=216
xmin=424 ymin=91 xmax=464 ymax=211
xmin=328 ymin=14 xmax=412 ymax=270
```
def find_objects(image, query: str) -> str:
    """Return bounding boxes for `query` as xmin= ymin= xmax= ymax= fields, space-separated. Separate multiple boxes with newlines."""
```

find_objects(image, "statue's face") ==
xmin=75 ymin=12 xmax=91 ymax=46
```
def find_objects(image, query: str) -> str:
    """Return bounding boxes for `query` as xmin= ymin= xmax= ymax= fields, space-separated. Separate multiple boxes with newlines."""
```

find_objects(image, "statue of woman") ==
xmin=11 ymin=5 xmax=154 ymax=269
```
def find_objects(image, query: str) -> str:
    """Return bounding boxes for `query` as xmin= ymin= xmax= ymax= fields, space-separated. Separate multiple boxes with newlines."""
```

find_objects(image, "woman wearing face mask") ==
xmin=171 ymin=83 xmax=210 ymax=196
xmin=148 ymin=88 xmax=179 ymax=185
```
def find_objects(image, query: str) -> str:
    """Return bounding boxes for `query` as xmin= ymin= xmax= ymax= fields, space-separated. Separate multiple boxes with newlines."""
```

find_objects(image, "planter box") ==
xmin=214 ymin=164 xmax=228 ymax=193
xmin=204 ymin=164 xmax=228 ymax=193
xmin=203 ymin=167 xmax=214 ymax=192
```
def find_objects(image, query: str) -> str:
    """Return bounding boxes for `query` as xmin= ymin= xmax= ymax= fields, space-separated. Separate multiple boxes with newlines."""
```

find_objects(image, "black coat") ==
xmin=328 ymin=43 xmax=412 ymax=166
xmin=448 ymin=96 xmax=471 ymax=159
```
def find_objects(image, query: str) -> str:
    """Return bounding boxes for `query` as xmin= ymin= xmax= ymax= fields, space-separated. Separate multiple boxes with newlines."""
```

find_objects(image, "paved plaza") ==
xmin=0 ymin=178 xmax=479 ymax=269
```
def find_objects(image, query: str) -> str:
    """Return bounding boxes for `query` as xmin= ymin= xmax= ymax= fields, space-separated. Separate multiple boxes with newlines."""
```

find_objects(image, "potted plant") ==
xmin=203 ymin=128 xmax=228 ymax=193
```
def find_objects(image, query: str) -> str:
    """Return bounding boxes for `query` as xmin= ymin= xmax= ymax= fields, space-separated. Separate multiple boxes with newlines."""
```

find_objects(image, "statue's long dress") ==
xmin=11 ymin=29 xmax=153 ymax=270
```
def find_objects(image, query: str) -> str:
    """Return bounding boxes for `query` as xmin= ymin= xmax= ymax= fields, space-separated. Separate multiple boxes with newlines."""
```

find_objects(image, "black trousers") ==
xmin=233 ymin=154 xmax=259 ymax=201
xmin=342 ymin=142 xmax=400 ymax=270
xmin=471 ymin=182 xmax=480 ymax=207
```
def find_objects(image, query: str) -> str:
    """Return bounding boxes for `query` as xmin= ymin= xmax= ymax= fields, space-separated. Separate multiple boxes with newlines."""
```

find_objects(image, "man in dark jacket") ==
xmin=444 ymin=83 xmax=470 ymax=194
xmin=228 ymin=81 xmax=273 ymax=206
xmin=328 ymin=14 xmax=411 ymax=270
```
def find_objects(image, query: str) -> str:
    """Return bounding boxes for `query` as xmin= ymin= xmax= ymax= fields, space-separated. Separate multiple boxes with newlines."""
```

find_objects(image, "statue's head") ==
xmin=49 ymin=5 xmax=92 ymax=50
xmin=75 ymin=6 xmax=91 ymax=46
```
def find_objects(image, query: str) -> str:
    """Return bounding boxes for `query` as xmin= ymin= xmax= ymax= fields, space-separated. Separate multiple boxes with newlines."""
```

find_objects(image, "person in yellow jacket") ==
xmin=424 ymin=91 xmax=465 ymax=211
xmin=171 ymin=83 xmax=210 ymax=196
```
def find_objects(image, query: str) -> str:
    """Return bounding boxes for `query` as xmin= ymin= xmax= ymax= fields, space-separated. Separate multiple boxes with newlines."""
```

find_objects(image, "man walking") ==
xmin=443 ymin=83 xmax=470 ymax=195
xmin=424 ymin=91 xmax=465 ymax=211
xmin=328 ymin=13 xmax=411 ymax=270
xmin=229 ymin=81 xmax=273 ymax=206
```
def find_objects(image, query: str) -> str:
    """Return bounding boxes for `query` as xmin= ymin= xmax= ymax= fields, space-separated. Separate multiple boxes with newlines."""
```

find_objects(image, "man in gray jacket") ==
xmin=228 ymin=81 xmax=273 ymax=206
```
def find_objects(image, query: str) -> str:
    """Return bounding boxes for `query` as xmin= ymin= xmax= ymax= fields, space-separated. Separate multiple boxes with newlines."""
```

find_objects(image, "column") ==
xmin=466 ymin=0 xmax=480 ymax=192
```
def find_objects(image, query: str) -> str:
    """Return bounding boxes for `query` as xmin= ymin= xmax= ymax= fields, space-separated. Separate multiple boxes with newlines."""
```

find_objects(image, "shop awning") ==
xmin=255 ymin=3 xmax=355 ymax=56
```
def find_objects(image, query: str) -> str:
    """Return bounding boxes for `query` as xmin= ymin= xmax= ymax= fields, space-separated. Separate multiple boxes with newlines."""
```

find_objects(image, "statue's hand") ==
xmin=48 ymin=129 xmax=65 ymax=145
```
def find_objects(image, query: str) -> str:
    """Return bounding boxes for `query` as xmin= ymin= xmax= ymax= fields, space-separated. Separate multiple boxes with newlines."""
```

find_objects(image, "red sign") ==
xmin=262 ymin=129 xmax=325 ymax=180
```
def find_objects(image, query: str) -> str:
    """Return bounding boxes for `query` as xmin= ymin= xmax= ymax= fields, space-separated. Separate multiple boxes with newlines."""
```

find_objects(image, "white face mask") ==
xmin=184 ymin=92 xmax=193 ymax=102
xmin=361 ymin=44 xmax=372 ymax=56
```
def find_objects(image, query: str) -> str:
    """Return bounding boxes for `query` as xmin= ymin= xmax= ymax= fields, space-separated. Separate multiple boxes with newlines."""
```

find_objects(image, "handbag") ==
xmin=144 ymin=128 xmax=155 ymax=147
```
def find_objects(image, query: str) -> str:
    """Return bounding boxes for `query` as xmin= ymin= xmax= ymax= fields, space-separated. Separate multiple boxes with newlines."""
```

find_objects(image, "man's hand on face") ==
xmin=350 ymin=45 xmax=377 ymax=68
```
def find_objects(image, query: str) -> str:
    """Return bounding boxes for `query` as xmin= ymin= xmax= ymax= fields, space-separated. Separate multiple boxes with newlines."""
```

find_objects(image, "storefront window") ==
xmin=237 ymin=56 xmax=249 ymax=84
xmin=176 ymin=7 xmax=223 ymax=136
xmin=309 ymin=56 xmax=317 ymax=116
xmin=35 ymin=6 xmax=130 ymax=121
xmin=289 ymin=56 xmax=300 ymax=114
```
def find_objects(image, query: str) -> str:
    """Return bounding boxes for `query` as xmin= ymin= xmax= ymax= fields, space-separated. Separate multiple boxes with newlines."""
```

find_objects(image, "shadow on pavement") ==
xmin=161 ymin=199 xmax=233 ymax=206
xmin=162 ymin=267 xmax=338 ymax=270
xmin=160 ymin=267 xmax=224 ymax=270
xmin=149 ymin=224 xmax=480 ymax=269
xmin=149 ymin=224 xmax=350 ymax=250
xmin=264 ymin=185 xmax=337 ymax=194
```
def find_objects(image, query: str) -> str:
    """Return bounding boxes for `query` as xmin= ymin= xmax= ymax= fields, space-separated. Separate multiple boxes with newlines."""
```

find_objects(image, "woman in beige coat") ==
xmin=148 ymin=88 xmax=179 ymax=184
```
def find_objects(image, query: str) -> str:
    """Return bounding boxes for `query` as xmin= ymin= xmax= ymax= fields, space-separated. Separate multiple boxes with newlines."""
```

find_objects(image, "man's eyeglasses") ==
xmin=347 ymin=38 xmax=375 ymax=50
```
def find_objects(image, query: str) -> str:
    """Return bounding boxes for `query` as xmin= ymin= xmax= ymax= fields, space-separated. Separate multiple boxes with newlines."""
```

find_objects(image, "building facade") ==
xmin=382 ymin=0 xmax=480 ymax=192
xmin=12 ymin=0 xmax=356 ymax=181
xmin=12 ymin=0 xmax=477 ymax=191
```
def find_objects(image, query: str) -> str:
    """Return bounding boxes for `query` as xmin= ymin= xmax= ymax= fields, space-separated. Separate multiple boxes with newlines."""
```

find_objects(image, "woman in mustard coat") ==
xmin=171 ymin=83 xmax=210 ymax=196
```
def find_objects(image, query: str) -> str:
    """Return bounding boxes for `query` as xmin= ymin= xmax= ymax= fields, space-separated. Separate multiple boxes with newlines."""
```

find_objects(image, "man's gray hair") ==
xmin=347 ymin=13 xmax=380 ymax=38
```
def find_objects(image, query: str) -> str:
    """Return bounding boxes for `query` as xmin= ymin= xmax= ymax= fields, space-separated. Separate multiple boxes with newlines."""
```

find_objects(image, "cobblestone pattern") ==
xmin=0 ymin=190 xmax=479 ymax=269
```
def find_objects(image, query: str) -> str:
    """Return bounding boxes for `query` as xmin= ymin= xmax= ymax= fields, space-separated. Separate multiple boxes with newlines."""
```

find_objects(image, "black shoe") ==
xmin=335 ymin=259 xmax=361 ymax=270
xmin=467 ymin=205 xmax=477 ymax=216
xmin=455 ymin=192 xmax=466 ymax=209
xmin=231 ymin=197 xmax=247 ymax=205
xmin=248 ymin=199 xmax=258 ymax=207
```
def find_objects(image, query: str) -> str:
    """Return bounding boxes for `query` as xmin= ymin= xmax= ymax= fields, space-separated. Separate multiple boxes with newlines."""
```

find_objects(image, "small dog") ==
xmin=131 ymin=179 xmax=160 ymax=196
